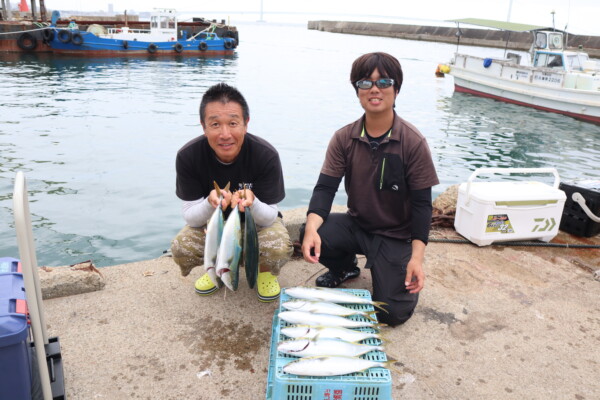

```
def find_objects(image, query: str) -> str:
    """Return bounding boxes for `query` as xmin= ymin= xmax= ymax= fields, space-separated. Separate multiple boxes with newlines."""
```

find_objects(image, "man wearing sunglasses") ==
xmin=301 ymin=52 xmax=439 ymax=326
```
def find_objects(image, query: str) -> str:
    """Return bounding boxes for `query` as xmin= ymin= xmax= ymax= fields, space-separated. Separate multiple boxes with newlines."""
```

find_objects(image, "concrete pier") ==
xmin=308 ymin=20 xmax=600 ymax=58
xmin=39 ymin=206 xmax=600 ymax=399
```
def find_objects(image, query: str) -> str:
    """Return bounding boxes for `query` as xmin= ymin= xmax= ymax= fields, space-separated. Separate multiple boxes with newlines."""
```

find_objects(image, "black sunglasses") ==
xmin=355 ymin=78 xmax=395 ymax=90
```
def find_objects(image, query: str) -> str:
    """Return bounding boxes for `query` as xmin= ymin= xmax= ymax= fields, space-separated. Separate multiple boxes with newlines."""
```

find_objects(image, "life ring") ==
xmin=71 ymin=32 xmax=84 ymax=45
xmin=198 ymin=41 xmax=208 ymax=51
xmin=122 ymin=40 xmax=129 ymax=49
xmin=17 ymin=32 xmax=37 ymax=51
xmin=147 ymin=43 xmax=157 ymax=53
xmin=174 ymin=43 xmax=183 ymax=53
xmin=224 ymin=40 xmax=233 ymax=50
xmin=57 ymin=29 xmax=72 ymax=43
xmin=42 ymin=28 xmax=54 ymax=43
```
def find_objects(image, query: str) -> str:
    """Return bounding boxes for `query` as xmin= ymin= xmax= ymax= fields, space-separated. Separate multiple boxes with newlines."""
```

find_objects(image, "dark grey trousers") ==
xmin=301 ymin=213 xmax=419 ymax=326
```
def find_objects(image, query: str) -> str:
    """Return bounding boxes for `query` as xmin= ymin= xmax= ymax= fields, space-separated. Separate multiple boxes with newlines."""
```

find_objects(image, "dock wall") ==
xmin=307 ymin=21 xmax=600 ymax=58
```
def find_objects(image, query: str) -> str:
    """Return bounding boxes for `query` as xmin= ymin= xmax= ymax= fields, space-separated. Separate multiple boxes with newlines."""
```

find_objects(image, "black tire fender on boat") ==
xmin=57 ymin=29 xmax=72 ymax=43
xmin=71 ymin=32 xmax=84 ymax=45
xmin=122 ymin=40 xmax=129 ymax=49
xmin=224 ymin=40 xmax=233 ymax=50
xmin=17 ymin=32 xmax=37 ymax=51
xmin=147 ymin=43 xmax=157 ymax=53
xmin=42 ymin=28 xmax=54 ymax=43
xmin=198 ymin=41 xmax=208 ymax=51
xmin=174 ymin=43 xmax=183 ymax=53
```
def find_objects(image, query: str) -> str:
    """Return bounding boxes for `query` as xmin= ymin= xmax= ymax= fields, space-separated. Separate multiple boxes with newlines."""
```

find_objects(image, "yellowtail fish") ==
xmin=204 ymin=181 xmax=229 ymax=287
xmin=243 ymin=203 xmax=259 ymax=289
xmin=215 ymin=204 xmax=242 ymax=291
xmin=278 ymin=311 xmax=383 ymax=329
xmin=280 ymin=325 xmax=382 ymax=343
xmin=285 ymin=287 xmax=388 ymax=313
xmin=283 ymin=355 xmax=393 ymax=377
xmin=277 ymin=338 xmax=383 ymax=358
xmin=282 ymin=299 xmax=378 ymax=322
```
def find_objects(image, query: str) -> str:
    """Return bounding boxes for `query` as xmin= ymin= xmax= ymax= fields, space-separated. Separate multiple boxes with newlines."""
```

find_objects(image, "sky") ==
xmin=29 ymin=0 xmax=599 ymax=35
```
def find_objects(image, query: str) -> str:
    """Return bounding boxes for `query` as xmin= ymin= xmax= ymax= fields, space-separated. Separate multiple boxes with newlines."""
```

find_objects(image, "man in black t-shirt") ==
xmin=171 ymin=83 xmax=292 ymax=302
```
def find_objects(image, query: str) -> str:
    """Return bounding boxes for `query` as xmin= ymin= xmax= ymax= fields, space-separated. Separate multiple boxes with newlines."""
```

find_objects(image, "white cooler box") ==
xmin=455 ymin=168 xmax=566 ymax=246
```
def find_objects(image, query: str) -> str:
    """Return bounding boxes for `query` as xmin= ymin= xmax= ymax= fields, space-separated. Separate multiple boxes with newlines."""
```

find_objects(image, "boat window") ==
xmin=547 ymin=55 xmax=563 ymax=68
xmin=549 ymin=33 xmax=563 ymax=50
xmin=567 ymin=55 xmax=583 ymax=71
xmin=168 ymin=17 xmax=175 ymax=29
xmin=151 ymin=16 xmax=158 ymax=29
xmin=535 ymin=32 xmax=547 ymax=49
xmin=161 ymin=16 xmax=168 ymax=29
xmin=535 ymin=53 xmax=549 ymax=67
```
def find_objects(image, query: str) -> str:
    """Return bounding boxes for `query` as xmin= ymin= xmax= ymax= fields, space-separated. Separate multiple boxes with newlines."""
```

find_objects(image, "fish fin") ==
xmin=372 ymin=301 xmax=389 ymax=313
xmin=213 ymin=181 xmax=222 ymax=197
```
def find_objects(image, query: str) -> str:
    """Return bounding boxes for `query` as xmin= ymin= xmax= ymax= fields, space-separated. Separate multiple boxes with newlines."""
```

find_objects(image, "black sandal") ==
xmin=316 ymin=267 xmax=360 ymax=288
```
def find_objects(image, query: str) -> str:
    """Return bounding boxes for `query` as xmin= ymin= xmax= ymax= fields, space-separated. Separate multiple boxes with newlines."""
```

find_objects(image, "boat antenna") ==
xmin=506 ymin=0 xmax=513 ymax=22
xmin=454 ymin=23 xmax=462 ymax=53
xmin=551 ymin=10 xmax=556 ymax=31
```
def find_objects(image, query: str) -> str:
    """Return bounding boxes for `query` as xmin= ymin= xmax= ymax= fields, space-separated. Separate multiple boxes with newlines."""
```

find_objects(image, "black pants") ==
xmin=300 ymin=213 xmax=419 ymax=326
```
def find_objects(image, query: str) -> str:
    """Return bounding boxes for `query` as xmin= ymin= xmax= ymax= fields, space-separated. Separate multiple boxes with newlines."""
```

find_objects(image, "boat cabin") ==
xmin=103 ymin=8 xmax=179 ymax=42
xmin=531 ymin=31 xmax=591 ymax=72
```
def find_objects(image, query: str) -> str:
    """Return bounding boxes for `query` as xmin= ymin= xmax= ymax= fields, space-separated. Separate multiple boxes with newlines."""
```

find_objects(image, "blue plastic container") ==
xmin=0 ymin=272 xmax=32 ymax=400
xmin=266 ymin=288 xmax=392 ymax=400
xmin=0 ymin=257 xmax=21 ymax=273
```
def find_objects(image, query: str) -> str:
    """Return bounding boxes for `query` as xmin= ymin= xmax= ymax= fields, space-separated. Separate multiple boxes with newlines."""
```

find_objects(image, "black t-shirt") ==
xmin=175 ymin=133 xmax=285 ymax=205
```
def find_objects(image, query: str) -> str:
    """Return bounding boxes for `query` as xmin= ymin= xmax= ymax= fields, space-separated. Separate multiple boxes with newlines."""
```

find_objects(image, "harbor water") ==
xmin=1 ymin=20 xmax=599 ymax=267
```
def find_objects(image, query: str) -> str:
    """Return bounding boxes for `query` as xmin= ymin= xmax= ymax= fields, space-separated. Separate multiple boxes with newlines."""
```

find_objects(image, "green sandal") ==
xmin=257 ymin=272 xmax=280 ymax=302
xmin=194 ymin=273 xmax=219 ymax=296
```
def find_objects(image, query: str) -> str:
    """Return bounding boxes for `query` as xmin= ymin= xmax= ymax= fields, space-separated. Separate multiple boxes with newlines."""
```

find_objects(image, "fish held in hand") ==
xmin=244 ymin=204 xmax=259 ymax=288
xmin=285 ymin=287 xmax=388 ymax=313
xmin=215 ymin=205 xmax=242 ymax=291
xmin=203 ymin=181 xmax=229 ymax=287
xmin=277 ymin=338 xmax=383 ymax=358
xmin=283 ymin=355 xmax=392 ymax=377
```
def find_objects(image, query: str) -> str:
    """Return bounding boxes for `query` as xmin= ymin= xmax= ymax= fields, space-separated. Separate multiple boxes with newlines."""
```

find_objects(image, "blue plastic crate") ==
xmin=0 ymin=256 xmax=21 ymax=274
xmin=0 ymin=272 xmax=32 ymax=400
xmin=266 ymin=288 xmax=392 ymax=400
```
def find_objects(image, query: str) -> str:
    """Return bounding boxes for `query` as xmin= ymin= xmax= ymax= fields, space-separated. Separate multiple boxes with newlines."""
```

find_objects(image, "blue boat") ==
xmin=45 ymin=8 xmax=238 ymax=56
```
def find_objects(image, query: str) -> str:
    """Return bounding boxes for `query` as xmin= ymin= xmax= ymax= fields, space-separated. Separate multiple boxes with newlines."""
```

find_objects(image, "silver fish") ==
xmin=282 ymin=300 xmax=378 ymax=322
xmin=277 ymin=338 xmax=383 ymax=358
xmin=278 ymin=311 xmax=382 ymax=329
xmin=215 ymin=205 xmax=242 ymax=291
xmin=283 ymin=355 xmax=392 ymax=377
xmin=285 ymin=287 xmax=388 ymax=313
xmin=280 ymin=325 xmax=382 ymax=343
xmin=203 ymin=181 xmax=229 ymax=287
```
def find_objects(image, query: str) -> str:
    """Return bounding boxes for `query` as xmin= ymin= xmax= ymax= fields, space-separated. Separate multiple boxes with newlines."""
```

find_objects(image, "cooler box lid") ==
xmin=462 ymin=181 xmax=566 ymax=204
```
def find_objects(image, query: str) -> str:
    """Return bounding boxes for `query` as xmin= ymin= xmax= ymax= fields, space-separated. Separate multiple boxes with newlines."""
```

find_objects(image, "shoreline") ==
xmin=307 ymin=20 xmax=600 ymax=57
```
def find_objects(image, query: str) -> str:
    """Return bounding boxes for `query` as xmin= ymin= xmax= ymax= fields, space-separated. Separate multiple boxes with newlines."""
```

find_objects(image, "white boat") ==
xmin=440 ymin=18 xmax=600 ymax=125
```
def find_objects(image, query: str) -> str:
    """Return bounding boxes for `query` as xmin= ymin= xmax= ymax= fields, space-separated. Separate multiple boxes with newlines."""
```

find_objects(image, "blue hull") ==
xmin=46 ymin=29 xmax=237 ymax=56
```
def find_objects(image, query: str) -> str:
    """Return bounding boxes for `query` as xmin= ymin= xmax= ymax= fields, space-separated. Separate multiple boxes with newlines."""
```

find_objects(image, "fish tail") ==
xmin=382 ymin=356 xmax=403 ymax=375
xmin=363 ymin=313 xmax=379 ymax=323
xmin=372 ymin=301 xmax=389 ymax=313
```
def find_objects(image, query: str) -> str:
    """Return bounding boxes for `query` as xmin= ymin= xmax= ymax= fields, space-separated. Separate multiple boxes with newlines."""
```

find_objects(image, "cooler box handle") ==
xmin=572 ymin=192 xmax=600 ymax=222
xmin=465 ymin=167 xmax=560 ymax=203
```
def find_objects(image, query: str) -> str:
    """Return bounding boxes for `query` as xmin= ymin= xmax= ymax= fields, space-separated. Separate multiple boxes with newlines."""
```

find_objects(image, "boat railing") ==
xmin=106 ymin=27 xmax=150 ymax=35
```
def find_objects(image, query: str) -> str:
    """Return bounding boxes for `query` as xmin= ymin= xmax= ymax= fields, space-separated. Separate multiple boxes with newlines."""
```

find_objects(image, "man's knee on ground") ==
xmin=379 ymin=308 xmax=415 ymax=327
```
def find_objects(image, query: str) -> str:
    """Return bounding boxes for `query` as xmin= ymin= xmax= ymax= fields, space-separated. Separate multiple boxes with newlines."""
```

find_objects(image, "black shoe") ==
xmin=316 ymin=266 xmax=360 ymax=288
